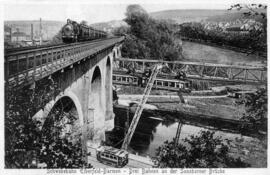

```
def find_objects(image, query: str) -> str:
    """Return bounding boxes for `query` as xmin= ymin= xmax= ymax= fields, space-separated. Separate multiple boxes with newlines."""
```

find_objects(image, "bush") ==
xmin=155 ymin=130 xmax=250 ymax=168
xmin=236 ymin=88 xmax=267 ymax=132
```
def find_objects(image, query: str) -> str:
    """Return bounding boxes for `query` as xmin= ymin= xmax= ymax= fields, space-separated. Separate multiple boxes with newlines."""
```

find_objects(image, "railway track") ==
xmin=5 ymin=37 xmax=119 ymax=55
xmin=5 ymin=36 xmax=124 ymax=88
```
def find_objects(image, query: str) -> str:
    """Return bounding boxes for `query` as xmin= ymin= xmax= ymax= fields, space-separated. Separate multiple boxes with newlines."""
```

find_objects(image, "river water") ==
xmin=106 ymin=107 xmax=248 ymax=158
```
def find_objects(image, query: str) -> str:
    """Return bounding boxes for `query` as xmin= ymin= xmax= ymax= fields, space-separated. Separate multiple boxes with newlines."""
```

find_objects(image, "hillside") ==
xmin=150 ymin=9 xmax=266 ymax=23
xmin=150 ymin=9 xmax=227 ymax=23
xmin=90 ymin=20 xmax=127 ymax=33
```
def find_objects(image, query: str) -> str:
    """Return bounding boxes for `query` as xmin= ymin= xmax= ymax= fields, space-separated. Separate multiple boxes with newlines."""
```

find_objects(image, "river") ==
xmin=106 ymin=107 xmax=257 ymax=158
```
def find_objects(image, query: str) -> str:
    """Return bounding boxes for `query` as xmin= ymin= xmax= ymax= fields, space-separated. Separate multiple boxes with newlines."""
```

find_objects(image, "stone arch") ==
xmin=42 ymin=95 xmax=82 ymax=139
xmin=40 ymin=91 xmax=84 ymax=127
xmin=39 ymin=94 xmax=83 ymax=165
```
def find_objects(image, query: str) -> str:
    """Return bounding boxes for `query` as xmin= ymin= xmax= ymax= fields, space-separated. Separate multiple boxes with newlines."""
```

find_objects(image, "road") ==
xmin=88 ymin=147 xmax=154 ymax=168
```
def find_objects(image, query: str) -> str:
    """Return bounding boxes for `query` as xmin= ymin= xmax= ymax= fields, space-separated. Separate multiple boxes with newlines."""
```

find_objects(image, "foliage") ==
xmin=39 ymin=103 xmax=92 ymax=168
xmin=112 ymin=26 xmax=130 ymax=36
xmin=118 ymin=4 xmax=183 ymax=61
xmin=5 ymin=79 xmax=59 ymax=168
xmin=49 ymin=30 xmax=63 ymax=45
xmin=229 ymin=4 xmax=267 ymax=53
xmin=5 ymin=78 xmax=92 ymax=168
xmin=121 ymin=34 xmax=150 ymax=60
xmin=228 ymin=4 xmax=267 ymax=21
xmin=155 ymin=130 xmax=249 ymax=168
xmin=236 ymin=88 xmax=267 ymax=132
xmin=178 ymin=21 xmax=266 ymax=54
xmin=178 ymin=4 xmax=267 ymax=54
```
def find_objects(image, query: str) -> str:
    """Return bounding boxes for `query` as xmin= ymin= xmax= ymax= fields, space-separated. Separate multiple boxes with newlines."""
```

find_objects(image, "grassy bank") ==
xmin=182 ymin=41 xmax=266 ymax=66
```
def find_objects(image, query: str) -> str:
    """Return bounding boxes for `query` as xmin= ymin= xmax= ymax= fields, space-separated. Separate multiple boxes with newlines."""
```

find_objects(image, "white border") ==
xmin=0 ymin=0 xmax=269 ymax=175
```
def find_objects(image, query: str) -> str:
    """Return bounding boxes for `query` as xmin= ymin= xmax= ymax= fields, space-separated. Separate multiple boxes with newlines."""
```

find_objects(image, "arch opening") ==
xmin=40 ymin=96 xmax=83 ymax=168
xmin=105 ymin=57 xmax=112 ymax=118
xmin=113 ymin=51 xmax=116 ymax=59
xmin=90 ymin=66 xmax=104 ymax=132
xmin=91 ymin=67 xmax=102 ymax=109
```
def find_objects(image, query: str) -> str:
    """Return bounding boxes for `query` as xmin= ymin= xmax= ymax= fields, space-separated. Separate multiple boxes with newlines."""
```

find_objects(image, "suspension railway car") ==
xmin=62 ymin=19 xmax=107 ymax=43
xmin=96 ymin=146 xmax=129 ymax=167
xmin=113 ymin=74 xmax=191 ymax=92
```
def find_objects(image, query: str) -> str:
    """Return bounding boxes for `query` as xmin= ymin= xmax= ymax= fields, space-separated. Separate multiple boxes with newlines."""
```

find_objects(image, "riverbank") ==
xmin=182 ymin=41 xmax=266 ymax=66
xmin=112 ymin=105 xmax=267 ymax=167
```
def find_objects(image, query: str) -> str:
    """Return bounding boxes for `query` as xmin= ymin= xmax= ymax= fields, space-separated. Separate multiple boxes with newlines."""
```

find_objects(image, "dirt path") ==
xmin=119 ymin=94 xmax=228 ymax=99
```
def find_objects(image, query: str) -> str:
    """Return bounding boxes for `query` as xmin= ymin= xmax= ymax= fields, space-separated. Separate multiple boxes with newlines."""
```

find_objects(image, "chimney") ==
xmin=31 ymin=24 xmax=34 ymax=45
xmin=39 ymin=18 xmax=42 ymax=45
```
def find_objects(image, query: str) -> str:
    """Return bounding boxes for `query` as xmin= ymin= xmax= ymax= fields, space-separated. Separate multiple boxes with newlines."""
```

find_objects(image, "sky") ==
xmin=2 ymin=0 xmax=253 ymax=24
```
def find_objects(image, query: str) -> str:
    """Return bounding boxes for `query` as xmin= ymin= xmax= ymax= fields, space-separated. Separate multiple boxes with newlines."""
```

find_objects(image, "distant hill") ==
xmin=4 ymin=20 xmax=65 ymax=40
xmin=150 ymin=9 xmax=266 ymax=23
xmin=150 ymin=9 xmax=227 ymax=23
xmin=206 ymin=9 xmax=266 ymax=23
xmin=90 ymin=20 xmax=127 ymax=33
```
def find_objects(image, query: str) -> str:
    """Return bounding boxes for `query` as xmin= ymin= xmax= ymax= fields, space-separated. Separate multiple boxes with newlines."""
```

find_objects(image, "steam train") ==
xmin=61 ymin=19 xmax=107 ymax=43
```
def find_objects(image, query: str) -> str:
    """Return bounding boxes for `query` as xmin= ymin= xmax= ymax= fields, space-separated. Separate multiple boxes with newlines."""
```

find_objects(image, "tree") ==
xmin=5 ymin=78 xmax=92 ymax=168
xmin=228 ymin=4 xmax=267 ymax=54
xmin=112 ymin=26 xmax=130 ymax=36
xmin=155 ymin=130 xmax=249 ymax=168
xmin=236 ymin=88 xmax=267 ymax=132
xmin=5 ymin=79 xmax=59 ymax=168
xmin=50 ymin=30 xmax=63 ymax=45
xmin=121 ymin=4 xmax=183 ymax=61
xmin=121 ymin=34 xmax=150 ymax=60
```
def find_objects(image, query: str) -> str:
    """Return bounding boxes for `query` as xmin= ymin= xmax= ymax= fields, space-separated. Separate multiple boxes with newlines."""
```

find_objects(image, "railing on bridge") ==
xmin=113 ymin=74 xmax=188 ymax=91
xmin=5 ymin=37 xmax=124 ymax=88
xmin=114 ymin=58 xmax=267 ymax=84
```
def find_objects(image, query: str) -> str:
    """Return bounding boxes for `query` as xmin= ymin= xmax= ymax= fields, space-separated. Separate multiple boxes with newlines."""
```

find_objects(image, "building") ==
xmin=4 ymin=25 xmax=12 ymax=42
xmin=11 ymin=28 xmax=31 ymax=42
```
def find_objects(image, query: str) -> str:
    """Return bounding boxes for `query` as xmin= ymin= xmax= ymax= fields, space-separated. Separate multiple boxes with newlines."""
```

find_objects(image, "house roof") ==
xmin=12 ymin=32 xmax=27 ymax=37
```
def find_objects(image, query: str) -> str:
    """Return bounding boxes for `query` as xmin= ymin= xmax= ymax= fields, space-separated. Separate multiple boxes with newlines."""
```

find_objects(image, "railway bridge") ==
xmin=5 ymin=37 xmax=124 ymax=158
xmin=113 ymin=58 xmax=267 ymax=89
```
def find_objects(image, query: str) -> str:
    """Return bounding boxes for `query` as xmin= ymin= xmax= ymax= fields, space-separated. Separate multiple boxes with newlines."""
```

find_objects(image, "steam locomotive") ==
xmin=61 ymin=19 xmax=107 ymax=43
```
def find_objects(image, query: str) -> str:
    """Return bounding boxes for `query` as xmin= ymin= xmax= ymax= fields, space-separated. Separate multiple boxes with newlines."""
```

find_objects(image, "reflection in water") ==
xmin=106 ymin=107 xmax=205 ymax=157
xmin=107 ymin=107 xmax=248 ymax=158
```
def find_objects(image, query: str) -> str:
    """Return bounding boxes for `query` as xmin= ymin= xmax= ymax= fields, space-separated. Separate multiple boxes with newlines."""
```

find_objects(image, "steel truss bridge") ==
xmin=113 ymin=58 xmax=267 ymax=84
xmin=5 ymin=37 xmax=124 ymax=88
xmin=113 ymin=73 xmax=188 ymax=91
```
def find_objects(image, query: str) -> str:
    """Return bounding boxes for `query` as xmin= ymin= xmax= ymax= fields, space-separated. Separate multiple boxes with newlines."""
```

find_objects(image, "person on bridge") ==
xmin=112 ymin=86 xmax=119 ymax=105
xmin=141 ymin=69 xmax=152 ymax=86
xmin=126 ymin=64 xmax=136 ymax=75
xmin=175 ymin=71 xmax=187 ymax=81
xmin=177 ymin=88 xmax=186 ymax=104
xmin=137 ymin=75 xmax=143 ymax=87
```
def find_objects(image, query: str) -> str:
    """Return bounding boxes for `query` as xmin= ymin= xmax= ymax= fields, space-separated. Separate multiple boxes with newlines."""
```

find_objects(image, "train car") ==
xmin=96 ymin=146 xmax=129 ymax=167
xmin=62 ymin=19 xmax=107 ymax=43
xmin=78 ymin=23 xmax=91 ymax=41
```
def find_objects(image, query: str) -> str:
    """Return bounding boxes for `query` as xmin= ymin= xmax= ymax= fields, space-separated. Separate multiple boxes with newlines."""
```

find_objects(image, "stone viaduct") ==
xmin=5 ymin=38 xmax=123 ymax=152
